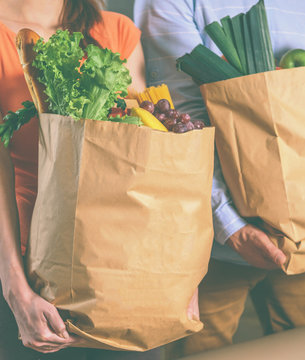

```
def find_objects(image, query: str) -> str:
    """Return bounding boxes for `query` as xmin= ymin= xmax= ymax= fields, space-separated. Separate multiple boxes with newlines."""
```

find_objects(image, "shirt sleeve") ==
xmin=98 ymin=11 xmax=141 ymax=60
xmin=114 ymin=12 xmax=141 ymax=60
xmin=134 ymin=0 xmax=247 ymax=244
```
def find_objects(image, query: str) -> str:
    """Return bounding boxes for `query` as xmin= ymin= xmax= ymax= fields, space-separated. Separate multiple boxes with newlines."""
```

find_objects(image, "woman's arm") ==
xmin=125 ymin=41 xmax=146 ymax=97
xmin=0 ymin=114 xmax=27 ymax=297
xmin=0 ymin=114 xmax=77 ymax=353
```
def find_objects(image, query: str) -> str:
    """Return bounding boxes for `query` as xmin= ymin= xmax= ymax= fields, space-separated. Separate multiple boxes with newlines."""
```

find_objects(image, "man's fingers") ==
xmin=187 ymin=288 xmax=199 ymax=320
xmin=258 ymin=233 xmax=286 ymax=266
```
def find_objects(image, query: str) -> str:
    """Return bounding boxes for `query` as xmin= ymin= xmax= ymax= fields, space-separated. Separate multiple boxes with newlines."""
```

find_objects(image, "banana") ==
xmin=131 ymin=107 xmax=168 ymax=132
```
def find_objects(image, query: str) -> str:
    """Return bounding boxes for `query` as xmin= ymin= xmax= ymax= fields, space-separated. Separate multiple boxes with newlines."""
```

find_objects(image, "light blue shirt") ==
xmin=134 ymin=0 xmax=305 ymax=265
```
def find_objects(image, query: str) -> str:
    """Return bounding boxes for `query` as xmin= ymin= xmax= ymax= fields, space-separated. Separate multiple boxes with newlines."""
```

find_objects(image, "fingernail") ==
xmin=276 ymin=254 xmax=286 ymax=265
xmin=61 ymin=330 xmax=69 ymax=339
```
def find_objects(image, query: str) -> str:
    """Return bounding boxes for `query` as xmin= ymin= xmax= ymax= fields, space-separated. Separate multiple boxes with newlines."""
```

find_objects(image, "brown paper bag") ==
xmin=27 ymin=113 xmax=215 ymax=351
xmin=201 ymin=67 xmax=305 ymax=275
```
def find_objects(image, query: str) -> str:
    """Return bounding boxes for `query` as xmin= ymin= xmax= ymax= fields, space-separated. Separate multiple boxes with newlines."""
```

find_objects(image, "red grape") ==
xmin=156 ymin=99 xmax=170 ymax=113
xmin=172 ymin=123 xmax=188 ymax=133
xmin=163 ymin=118 xmax=177 ymax=130
xmin=140 ymin=100 xmax=155 ymax=113
xmin=186 ymin=121 xmax=195 ymax=131
xmin=179 ymin=113 xmax=191 ymax=124
xmin=166 ymin=109 xmax=180 ymax=120
xmin=155 ymin=113 xmax=166 ymax=122
xmin=192 ymin=120 xmax=205 ymax=129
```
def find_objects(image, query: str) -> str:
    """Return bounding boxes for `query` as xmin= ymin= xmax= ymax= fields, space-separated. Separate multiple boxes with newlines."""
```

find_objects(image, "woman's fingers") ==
xmin=43 ymin=306 xmax=69 ymax=339
xmin=10 ymin=290 xmax=79 ymax=353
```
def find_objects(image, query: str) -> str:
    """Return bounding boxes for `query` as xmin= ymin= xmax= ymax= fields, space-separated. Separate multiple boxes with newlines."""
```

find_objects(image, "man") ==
xmin=134 ymin=0 xmax=305 ymax=358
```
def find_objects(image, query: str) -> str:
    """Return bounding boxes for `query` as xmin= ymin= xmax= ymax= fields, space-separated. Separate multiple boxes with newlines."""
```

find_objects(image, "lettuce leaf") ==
xmin=80 ymin=45 xmax=131 ymax=120
xmin=33 ymin=30 xmax=132 ymax=121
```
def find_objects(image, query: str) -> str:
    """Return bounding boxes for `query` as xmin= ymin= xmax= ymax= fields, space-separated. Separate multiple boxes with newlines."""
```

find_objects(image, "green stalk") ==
xmin=205 ymin=21 xmax=244 ymax=74
xmin=242 ymin=14 xmax=256 ymax=74
xmin=176 ymin=45 xmax=243 ymax=85
xmin=231 ymin=14 xmax=248 ymax=74
xmin=220 ymin=16 xmax=235 ymax=45
xmin=247 ymin=0 xmax=275 ymax=72
xmin=256 ymin=0 xmax=275 ymax=70
xmin=176 ymin=53 xmax=216 ymax=84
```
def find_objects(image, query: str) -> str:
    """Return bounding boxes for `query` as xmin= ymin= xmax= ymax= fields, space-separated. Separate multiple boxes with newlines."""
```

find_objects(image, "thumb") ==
xmin=44 ymin=307 xmax=69 ymax=339
xmin=187 ymin=288 xmax=199 ymax=320
xmin=261 ymin=236 xmax=286 ymax=266
xmin=273 ymin=249 xmax=287 ymax=266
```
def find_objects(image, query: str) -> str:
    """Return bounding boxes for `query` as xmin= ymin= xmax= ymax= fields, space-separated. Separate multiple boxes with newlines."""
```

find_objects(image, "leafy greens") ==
xmin=33 ymin=29 xmax=133 ymax=121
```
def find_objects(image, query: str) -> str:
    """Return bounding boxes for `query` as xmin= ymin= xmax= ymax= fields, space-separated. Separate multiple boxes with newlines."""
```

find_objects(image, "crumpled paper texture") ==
xmin=27 ymin=114 xmax=215 ymax=350
xmin=202 ymin=67 xmax=305 ymax=275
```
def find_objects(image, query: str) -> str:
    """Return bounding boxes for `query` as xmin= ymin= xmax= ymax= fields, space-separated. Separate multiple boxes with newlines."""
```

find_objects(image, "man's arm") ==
xmin=134 ymin=0 xmax=286 ymax=269
xmin=134 ymin=0 xmax=247 ymax=242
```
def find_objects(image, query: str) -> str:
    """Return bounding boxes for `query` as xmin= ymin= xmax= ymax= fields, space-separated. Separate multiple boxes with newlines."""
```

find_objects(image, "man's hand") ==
xmin=187 ymin=288 xmax=199 ymax=320
xmin=6 ymin=287 xmax=80 ymax=353
xmin=226 ymin=224 xmax=286 ymax=270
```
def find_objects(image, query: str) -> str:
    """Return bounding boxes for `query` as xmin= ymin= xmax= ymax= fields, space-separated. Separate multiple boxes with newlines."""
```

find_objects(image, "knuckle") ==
xmin=26 ymin=340 xmax=39 ymax=348
xmin=39 ymin=335 xmax=48 ymax=342
xmin=39 ymin=330 xmax=52 ymax=342
xmin=47 ymin=305 xmax=57 ymax=313
xmin=58 ymin=325 xmax=66 ymax=333
xmin=22 ymin=340 xmax=30 ymax=347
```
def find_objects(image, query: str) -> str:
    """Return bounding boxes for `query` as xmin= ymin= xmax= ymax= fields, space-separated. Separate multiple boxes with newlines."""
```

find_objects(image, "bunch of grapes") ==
xmin=140 ymin=99 xmax=205 ymax=133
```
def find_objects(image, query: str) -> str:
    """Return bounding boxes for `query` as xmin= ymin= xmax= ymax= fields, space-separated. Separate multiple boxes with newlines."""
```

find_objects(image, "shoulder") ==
xmin=91 ymin=11 xmax=141 ymax=60
xmin=96 ymin=10 xmax=140 ymax=38
xmin=101 ymin=11 xmax=136 ymax=28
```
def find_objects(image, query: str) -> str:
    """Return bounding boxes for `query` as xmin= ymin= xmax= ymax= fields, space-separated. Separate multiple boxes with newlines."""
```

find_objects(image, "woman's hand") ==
xmin=187 ymin=288 xmax=199 ymax=321
xmin=6 ymin=287 xmax=80 ymax=353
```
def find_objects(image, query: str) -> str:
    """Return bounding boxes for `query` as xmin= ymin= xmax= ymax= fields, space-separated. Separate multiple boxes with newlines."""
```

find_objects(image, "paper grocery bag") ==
xmin=27 ymin=113 xmax=215 ymax=351
xmin=201 ymin=67 xmax=305 ymax=275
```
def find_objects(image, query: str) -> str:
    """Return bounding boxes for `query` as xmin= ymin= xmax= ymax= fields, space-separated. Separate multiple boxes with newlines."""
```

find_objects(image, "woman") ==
xmin=0 ymin=0 xmax=157 ymax=359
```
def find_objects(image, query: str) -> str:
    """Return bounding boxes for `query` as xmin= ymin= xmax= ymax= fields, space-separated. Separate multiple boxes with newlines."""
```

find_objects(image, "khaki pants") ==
xmin=165 ymin=258 xmax=305 ymax=359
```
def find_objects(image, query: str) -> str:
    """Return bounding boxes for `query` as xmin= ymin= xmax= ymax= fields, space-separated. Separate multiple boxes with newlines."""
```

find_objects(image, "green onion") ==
xmin=176 ymin=0 xmax=275 ymax=83
xmin=231 ymin=14 xmax=248 ymax=74
xmin=176 ymin=54 xmax=214 ymax=84
xmin=247 ymin=0 xmax=275 ymax=72
xmin=205 ymin=21 xmax=244 ymax=74
xmin=220 ymin=16 xmax=235 ymax=45
xmin=257 ymin=0 xmax=275 ymax=70
xmin=242 ymin=14 xmax=256 ymax=74
xmin=177 ymin=45 xmax=243 ymax=85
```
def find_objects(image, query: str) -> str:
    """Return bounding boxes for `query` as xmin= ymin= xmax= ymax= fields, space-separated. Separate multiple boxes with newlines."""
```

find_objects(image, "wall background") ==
xmin=106 ymin=0 xmax=135 ymax=19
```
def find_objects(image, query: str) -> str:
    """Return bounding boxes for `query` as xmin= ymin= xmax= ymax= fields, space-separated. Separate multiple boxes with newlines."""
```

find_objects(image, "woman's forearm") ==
xmin=0 ymin=142 xmax=76 ymax=352
xmin=0 ymin=143 xmax=31 ymax=302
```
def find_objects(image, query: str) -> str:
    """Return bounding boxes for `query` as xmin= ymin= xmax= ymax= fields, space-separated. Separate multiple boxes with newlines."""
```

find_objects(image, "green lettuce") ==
xmin=33 ymin=30 xmax=132 ymax=121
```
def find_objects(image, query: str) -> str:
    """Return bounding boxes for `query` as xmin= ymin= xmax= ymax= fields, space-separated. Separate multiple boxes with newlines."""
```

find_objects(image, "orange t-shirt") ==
xmin=0 ymin=11 xmax=141 ymax=255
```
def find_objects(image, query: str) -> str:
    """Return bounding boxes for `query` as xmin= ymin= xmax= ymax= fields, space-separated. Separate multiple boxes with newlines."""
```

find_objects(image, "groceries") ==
xmin=6 ymin=27 xmax=215 ymax=350
xmin=177 ymin=0 xmax=305 ymax=274
xmin=279 ymin=48 xmax=305 ymax=69
xmin=176 ymin=0 xmax=275 ymax=84
xmin=0 ymin=29 xmax=207 ymax=147
xmin=137 ymin=98 xmax=205 ymax=133
xmin=130 ymin=106 xmax=168 ymax=131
